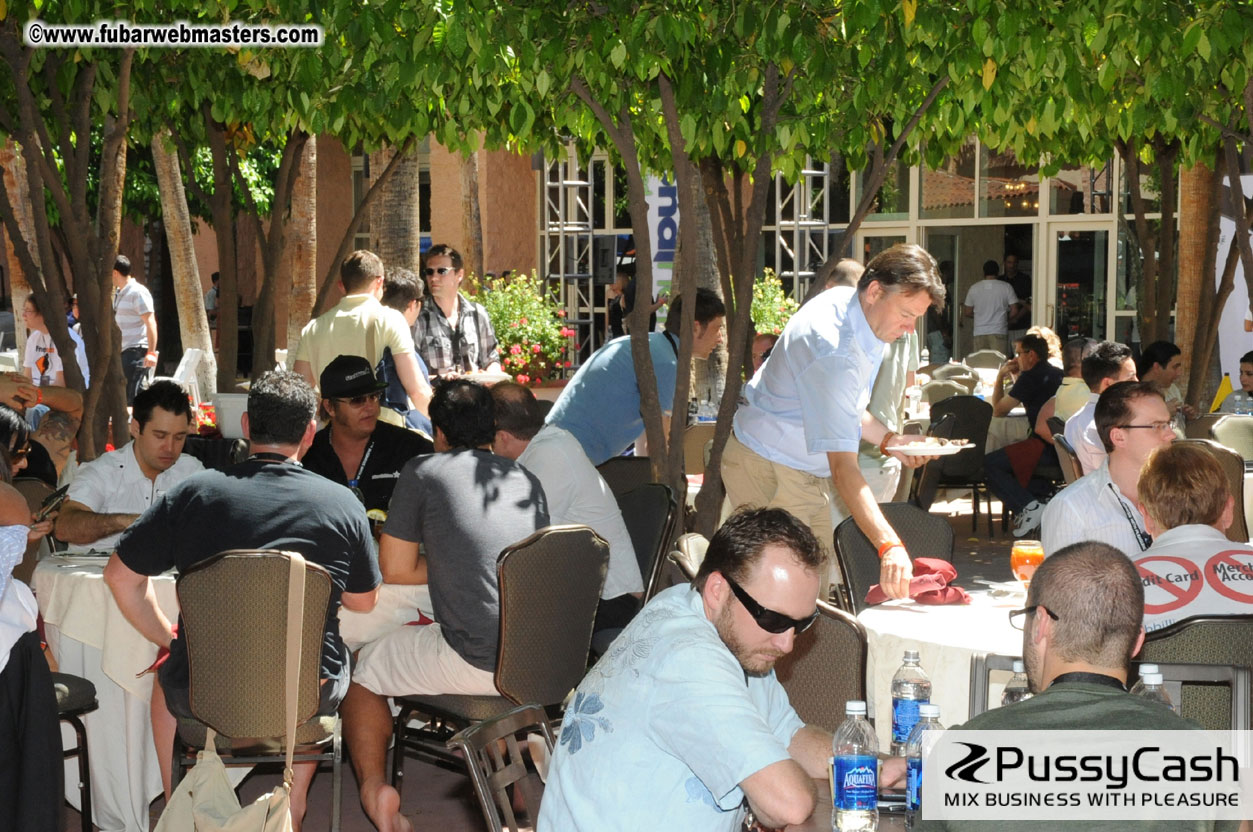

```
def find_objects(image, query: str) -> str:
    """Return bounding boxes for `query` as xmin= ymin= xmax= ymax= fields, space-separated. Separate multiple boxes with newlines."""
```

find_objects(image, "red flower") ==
xmin=510 ymin=344 xmax=522 ymax=355
xmin=557 ymin=309 xmax=566 ymax=317
xmin=517 ymin=374 xmax=530 ymax=384
xmin=563 ymin=360 xmax=572 ymax=368
xmin=520 ymin=318 xmax=528 ymax=326
xmin=510 ymin=321 xmax=519 ymax=328
xmin=531 ymin=344 xmax=541 ymax=353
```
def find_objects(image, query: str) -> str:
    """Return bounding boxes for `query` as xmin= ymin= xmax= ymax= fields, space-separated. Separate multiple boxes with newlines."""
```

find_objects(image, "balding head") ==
xmin=825 ymin=258 xmax=865 ymax=290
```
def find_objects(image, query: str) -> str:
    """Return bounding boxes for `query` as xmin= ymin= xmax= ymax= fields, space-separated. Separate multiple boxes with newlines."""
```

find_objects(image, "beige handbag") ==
xmin=154 ymin=553 xmax=307 ymax=832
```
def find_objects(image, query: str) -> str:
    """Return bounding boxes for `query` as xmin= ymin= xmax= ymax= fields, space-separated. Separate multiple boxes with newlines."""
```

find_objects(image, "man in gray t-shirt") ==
xmin=343 ymin=379 xmax=548 ymax=832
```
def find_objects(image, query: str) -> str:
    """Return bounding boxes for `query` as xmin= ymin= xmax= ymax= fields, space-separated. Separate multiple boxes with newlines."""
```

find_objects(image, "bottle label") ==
xmin=907 ymin=756 xmax=922 ymax=810
xmin=833 ymin=754 xmax=878 ymax=811
xmin=892 ymin=697 xmax=929 ymax=744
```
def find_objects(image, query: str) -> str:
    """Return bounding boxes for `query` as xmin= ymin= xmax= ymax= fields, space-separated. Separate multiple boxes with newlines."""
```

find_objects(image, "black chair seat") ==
xmin=175 ymin=714 xmax=336 ymax=753
xmin=51 ymin=672 xmax=97 ymax=714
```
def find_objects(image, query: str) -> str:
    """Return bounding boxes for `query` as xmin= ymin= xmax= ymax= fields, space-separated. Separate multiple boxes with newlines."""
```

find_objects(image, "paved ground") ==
xmin=63 ymin=488 xmax=1015 ymax=832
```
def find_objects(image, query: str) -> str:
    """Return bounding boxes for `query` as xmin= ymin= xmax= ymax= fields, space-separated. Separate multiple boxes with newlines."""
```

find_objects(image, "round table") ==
xmin=856 ymin=588 xmax=1025 ymax=748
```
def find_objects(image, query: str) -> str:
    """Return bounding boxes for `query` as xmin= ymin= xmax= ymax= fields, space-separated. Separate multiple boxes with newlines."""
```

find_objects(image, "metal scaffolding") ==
xmin=773 ymin=159 xmax=833 ymax=300
xmin=540 ymin=147 xmax=597 ymax=369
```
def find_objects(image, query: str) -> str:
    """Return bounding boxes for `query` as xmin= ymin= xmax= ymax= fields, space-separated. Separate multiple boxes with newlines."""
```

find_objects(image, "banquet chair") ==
xmin=182 ymin=435 xmax=250 ymax=471
xmin=11 ymin=476 xmax=57 ymax=584
xmin=646 ymin=533 xmax=708 ymax=601
xmin=52 ymin=672 xmax=98 ymax=832
xmin=1053 ymin=434 xmax=1084 ymax=485
xmin=965 ymin=350 xmax=1007 ymax=370
xmin=171 ymin=550 xmax=343 ymax=830
xmin=921 ymin=380 xmax=967 ymax=405
xmin=1133 ymin=662 xmax=1251 ymax=731
xmin=908 ymin=413 xmax=955 ymax=511
xmin=929 ymin=395 xmax=995 ymax=535
xmin=1211 ymin=414 xmax=1253 ymax=460
xmin=1140 ymin=615 xmax=1253 ymax=732
xmin=932 ymin=363 xmax=974 ymax=380
xmin=446 ymin=704 xmax=556 ymax=832
xmin=774 ymin=601 xmax=867 ymax=732
xmin=968 ymin=653 xmax=1021 ymax=719
xmin=390 ymin=526 xmax=607 ymax=796
xmin=834 ymin=503 xmax=955 ymax=614
xmin=1176 ymin=439 xmax=1248 ymax=542
xmin=596 ymin=457 xmax=655 ymax=498
xmin=616 ymin=483 xmax=678 ymax=601
xmin=1185 ymin=412 xmax=1226 ymax=440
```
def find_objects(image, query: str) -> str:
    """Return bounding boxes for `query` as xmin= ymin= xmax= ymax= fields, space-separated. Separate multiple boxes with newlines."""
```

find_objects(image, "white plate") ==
xmin=462 ymin=370 xmax=513 ymax=385
xmin=891 ymin=443 xmax=972 ymax=457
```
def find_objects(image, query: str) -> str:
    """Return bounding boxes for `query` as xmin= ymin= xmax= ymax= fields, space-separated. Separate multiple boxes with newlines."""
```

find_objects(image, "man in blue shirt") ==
xmin=725 ymin=245 xmax=946 ymax=600
xmin=540 ymin=507 xmax=834 ymax=831
xmin=546 ymin=288 xmax=725 ymax=465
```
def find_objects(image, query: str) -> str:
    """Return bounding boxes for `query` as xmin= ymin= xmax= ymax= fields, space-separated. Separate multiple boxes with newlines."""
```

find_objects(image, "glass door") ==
xmin=1049 ymin=226 xmax=1110 ymax=341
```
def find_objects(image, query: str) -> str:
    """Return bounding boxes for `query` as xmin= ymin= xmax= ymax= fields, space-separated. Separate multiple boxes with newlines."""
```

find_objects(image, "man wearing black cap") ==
xmin=301 ymin=354 xmax=433 ymax=514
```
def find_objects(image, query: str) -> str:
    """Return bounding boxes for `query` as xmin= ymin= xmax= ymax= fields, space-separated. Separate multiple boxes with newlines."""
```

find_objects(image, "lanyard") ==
xmin=1108 ymin=482 xmax=1152 ymax=551
xmin=349 ymin=439 xmax=375 ymax=489
xmin=662 ymin=330 xmax=678 ymax=358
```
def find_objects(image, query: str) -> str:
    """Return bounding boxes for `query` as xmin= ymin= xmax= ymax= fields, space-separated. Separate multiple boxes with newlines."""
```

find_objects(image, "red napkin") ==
xmin=404 ymin=612 xmax=435 ymax=627
xmin=864 ymin=557 xmax=971 ymax=606
xmin=136 ymin=624 xmax=178 ymax=677
xmin=1004 ymin=436 xmax=1046 ymax=487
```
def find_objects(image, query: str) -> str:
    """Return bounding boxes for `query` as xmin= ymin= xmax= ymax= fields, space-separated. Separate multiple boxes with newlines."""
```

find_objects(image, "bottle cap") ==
xmin=919 ymin=703 xmax=940 ymax=718
xmin=1012 ymin=660 xmax=1025 ymax=673
xmin=845 ymin=700 xmax=867 ymax=715
xmin=1143 ymin=672 xmax=1164 ymax=685
xmin=1139 ymin=663 xmax=1159 ymax=676
xmin=903 ymin=650 xmax=920 ymax=662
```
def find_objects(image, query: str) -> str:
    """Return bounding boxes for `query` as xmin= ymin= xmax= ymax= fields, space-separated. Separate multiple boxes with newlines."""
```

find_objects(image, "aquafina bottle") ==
xmin=1000 ymin=660 xmax=1032 ymax=706
xmin=905 ymin=704 xmax=944 ymax=829
xmin=891 ymin=650 xmax=932 ymax=756
xmin=832 ymin=700 xmax=878 ymax=831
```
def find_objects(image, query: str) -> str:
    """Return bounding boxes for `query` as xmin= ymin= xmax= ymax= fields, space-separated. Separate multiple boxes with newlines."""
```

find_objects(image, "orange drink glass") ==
xmin=1010 ymin=540 xmax=1045 ymax=591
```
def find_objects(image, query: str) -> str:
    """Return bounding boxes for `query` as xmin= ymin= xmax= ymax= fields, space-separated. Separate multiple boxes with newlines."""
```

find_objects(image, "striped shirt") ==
xmin=413 ymin=294 xmax=499 ymax=376
xmin=113 ymin=280 xmax=153 ymax=350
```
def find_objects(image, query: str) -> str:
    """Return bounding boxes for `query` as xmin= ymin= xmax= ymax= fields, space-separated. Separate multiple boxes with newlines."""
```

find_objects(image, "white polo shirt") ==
xmin=734 ymin=286 xmax=885 ymax=477
xmin=1135 ymin=525 xmax=1253 ymax=634
xmin=65 ymin=442 xmax=203 ymax=553
xmin=1041 ymin=460 xmax=1151 ymax=558
xmin=1064 ymin=392 xmax=1105 ymax=474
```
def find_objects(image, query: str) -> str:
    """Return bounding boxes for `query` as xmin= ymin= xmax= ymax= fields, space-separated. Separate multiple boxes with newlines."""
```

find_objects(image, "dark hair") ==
xmin=1028 ymin=541 xmax=1143 ymax=668
xmin=424 ymin=244 xmax=464 ymax=272
xmin=0 ymin=445 xmax=11 ymax=484
xmin=491 ymin=381 xmax=544 ymax=441
xmin=983 ymin=259 xmax=1000 ymax=277
xmin=858 ymin=243 xmax=946 ymax=310
xmin=430 ymin=379 xmax=495 ymax=449
xmin=113 ymin=254 xmax=131 ymax=276
xmin=1019 ymin=333 xmax=1049 ymax=362
xmin=246 ymin=370 xmax=318 ymax=446
xmin=0 ymin=405 xmax=29 ymax=462
xmin=1063 ymin=337 xmax=1093 ymax=375
xmin=340 ymin=250 xmax=385 ymax=293
xmin=133 ymin=380 xmax=193 ymax=430
xmin=1094 ymin=380 xmax=1163 ymax=453
xmin=693 ymin=507 xmax=825 ymax=592
xmin=381 ymin=267 xmax=424 ymax=312
xmin=1081 ymin=340 xmax=1134 ymax=391
xmin=1137 ymin=340 xmax=1181 ymax=377
xmin=1240 ymin=350 xmax=1253 ymax=365
xmin=211 ymin=271 xmax=220 ymax=283
xmin=663 ymin=287 xmax=726 ymax=335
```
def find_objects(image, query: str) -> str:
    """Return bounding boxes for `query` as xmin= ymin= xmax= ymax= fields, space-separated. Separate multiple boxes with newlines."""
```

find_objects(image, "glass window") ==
xmin=1053 ymin=230 xmax=1108 ymax=340
xmin=612 ymin=164 xmax=631 ymax=229
xmin=858 ymin=157 xmax=911 ymax=221
xmin=829 ymin=159 xmax=851 ymax=225
xmin=1120 ymin=158 xmax=1162 ymax=215
xmin=1050 ymin=161 xmax=1112 ymax=215
xmin=862 ymin=234 xmax=906 ymax=262
xmin=1116 ymin=218 xmax=1176 ymax=314
xmin=919 ymin=140 xmax=976 ymax=220
xmin=980 ymin=146 xmax=1039 ymax=218
xmin=592 ymin=159 xmax=606 ymax=231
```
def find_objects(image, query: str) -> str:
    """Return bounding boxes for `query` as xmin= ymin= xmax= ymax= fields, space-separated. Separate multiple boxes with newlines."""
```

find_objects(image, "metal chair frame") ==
xmin=446 ymin=704 xmax=556 ymax=832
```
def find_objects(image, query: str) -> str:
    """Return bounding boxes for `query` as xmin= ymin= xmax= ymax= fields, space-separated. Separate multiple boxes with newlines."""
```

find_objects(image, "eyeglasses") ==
xmin=332 ymin=392 xmax=382 ymax=407
xmin=9 ymin=441 xmax=30 ymax=461
xmin=1008 ymin=605 xmax=1059 ymax=630
xmin=424 ymin=266 xmax=454 ymax=276
xmin=724 ymin=574 xmax=819 ymax=634
xmin=1116 ymin=421 xmax=1174 ymax=433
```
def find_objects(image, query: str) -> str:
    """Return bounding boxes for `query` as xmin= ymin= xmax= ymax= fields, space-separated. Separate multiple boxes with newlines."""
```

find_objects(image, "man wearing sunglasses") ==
xmin=412 ymin=244 xmax=502 ymax=378
xmin=1041 ymin=381 xmax=1173 ymax=557
xmin=541 ymin=508 xmax=842 ymax=831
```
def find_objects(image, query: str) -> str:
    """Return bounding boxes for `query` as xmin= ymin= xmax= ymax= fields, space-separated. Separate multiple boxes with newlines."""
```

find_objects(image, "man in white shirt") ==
xmin=1063 ymin=340 xmax=1137 ymax=474
xmin=491 ymin=381 xmax=644 ymax=632
xmin=725 ymin=244 xmax=945 ymax=599
xmin=1041 ymin=381 xmax=1174 ymax=557
xmin=112 ymin=254 xmax=158 ymax=405
xmin=962 ymin=259 xmax=1019 ymax=355
xmin=21 ymin=296 xmax=88 ymax=388
xmin=1134 ymin=442 xmax=1253 ymax=634
xmin=55 ymin=380 xmax=203 ymax=553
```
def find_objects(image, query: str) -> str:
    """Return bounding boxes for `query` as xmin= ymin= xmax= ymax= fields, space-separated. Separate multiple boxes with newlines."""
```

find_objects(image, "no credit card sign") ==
xmin=1205 ymin=549 xmax=1253 ymax=604
xmin=1135 ymin=555 xmax=1203 ymax=614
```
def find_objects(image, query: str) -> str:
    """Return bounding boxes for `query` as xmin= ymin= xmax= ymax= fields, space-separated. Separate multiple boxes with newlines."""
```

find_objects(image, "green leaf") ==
xmin=536 ymin=69 xmax=551 ymax=98
xmin=610 ymin=41 xmax=627 ymax=69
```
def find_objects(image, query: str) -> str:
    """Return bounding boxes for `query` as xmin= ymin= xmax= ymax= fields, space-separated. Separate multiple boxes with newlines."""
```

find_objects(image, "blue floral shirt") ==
xmin=538 ymin=585 xmax=805 ymax=831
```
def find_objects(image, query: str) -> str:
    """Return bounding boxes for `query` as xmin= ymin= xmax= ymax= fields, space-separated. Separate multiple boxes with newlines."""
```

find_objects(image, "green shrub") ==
xmin=467 ymin=270 xmax=572 ymax=386
xmin=750 ymin=268 xmax=799 ymax=336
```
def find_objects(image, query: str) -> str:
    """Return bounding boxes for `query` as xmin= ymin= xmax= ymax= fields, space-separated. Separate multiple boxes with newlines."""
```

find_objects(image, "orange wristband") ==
xmin=878 ymin=431 xmax=896 ymax=456
xmin=877 ymin=541 xmax=903 ymax=559
xmin=36 ymin=388 xmax=43 ymax=406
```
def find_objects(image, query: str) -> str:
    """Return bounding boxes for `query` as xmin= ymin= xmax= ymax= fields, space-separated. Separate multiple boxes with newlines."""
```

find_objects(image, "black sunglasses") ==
xmin=332 ymin=392 xmax=382 ymax=407
xmin=424 ymin=266 xmax=454 ymax=276
xmin=1008 ymin=604 xmax=1059 ymax=631
xmin=724 ymin=574 xmax=819 ymax=634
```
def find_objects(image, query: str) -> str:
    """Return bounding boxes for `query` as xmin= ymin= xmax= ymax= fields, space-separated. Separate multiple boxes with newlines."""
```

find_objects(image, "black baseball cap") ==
xmin=319 ymin=354 xmax=388 ymax=399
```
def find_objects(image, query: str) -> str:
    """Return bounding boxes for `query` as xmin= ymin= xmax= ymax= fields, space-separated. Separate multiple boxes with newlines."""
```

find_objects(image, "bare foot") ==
xmin=360 ymin=777 xmax=412 ymax=832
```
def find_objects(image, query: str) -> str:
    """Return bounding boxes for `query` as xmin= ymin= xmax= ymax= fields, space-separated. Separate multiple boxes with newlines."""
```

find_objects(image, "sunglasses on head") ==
xmin=424 ymin=266 xmax=454 ymax=276
xmin=332 ymin=392 xmax=382 ymax=407
xmin=724 ymin=574 xmax=819 ymax=634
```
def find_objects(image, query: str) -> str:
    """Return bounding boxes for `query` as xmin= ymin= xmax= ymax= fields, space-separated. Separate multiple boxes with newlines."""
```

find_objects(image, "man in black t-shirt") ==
xmin=104 ymin=371 xmax=381 ymax=828
xmin=300 ymin=354 xmax=433 ymax=514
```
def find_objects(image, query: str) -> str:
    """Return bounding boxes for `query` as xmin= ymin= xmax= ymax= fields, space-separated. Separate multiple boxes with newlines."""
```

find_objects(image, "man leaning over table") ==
xmin=723 ymin=244 xmax=945 ymax=601
xmin=927 ymin=540 xmax=1244 ymax=832
xmin=56 ymin=380 xmax=202 ymax=553
xmin=104 ymin=371 xmax=381 ymax=832
xmin=540 ymin=506 xmax=906 ymax=832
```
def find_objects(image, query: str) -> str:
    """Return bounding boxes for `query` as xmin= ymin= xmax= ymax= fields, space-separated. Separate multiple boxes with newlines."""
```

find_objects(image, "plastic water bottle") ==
xmin=1135 ymin=672 xmax=1175 ymax=711
xmin=832 ymin=700 xmax=878 ymax=832
xmin=891 ymin=650 xmax=932 ymax=756
xmin=1129 ymin=663 xmax=1158 ymax=696
xmin=1000 ymin=660 xmax=1033 ymax=706
xmin=906 ymin=704 xmax=944 ymax=828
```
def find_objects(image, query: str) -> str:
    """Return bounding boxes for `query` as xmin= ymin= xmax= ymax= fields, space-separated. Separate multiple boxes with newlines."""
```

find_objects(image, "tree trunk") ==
xmin=461 ymin=147 xmax=484 ymax=278
xmin=151 ymin=128 xmax=218 ymax=398
xmin=287 ymin=136 xmax=318 ymax=357
xmin=202 ymin=114 xmax=241 ymax=392
xmin=370 ymin=144 xmax=423 ymax=276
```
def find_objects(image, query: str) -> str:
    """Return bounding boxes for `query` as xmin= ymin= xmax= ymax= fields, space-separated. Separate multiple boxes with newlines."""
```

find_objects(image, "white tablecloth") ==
xmin=857 ymin=588 xmax=1025 ymax=748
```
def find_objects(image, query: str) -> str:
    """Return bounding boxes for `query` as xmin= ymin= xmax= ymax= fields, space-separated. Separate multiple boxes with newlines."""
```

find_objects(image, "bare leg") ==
xmin=289 ymin=761 xmax=317 ymax=832
xmin=151 ymin=681 xmax=177 ymax=800
xmin=342 ymin=682 xmax=411 ymax=832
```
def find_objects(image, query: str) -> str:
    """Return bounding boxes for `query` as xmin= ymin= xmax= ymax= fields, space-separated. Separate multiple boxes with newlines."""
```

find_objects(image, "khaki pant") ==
xmin=972 ymin=333 xmax=1009 ymax=356
xmin=722 ymin=432 xmax=843 ymax=598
